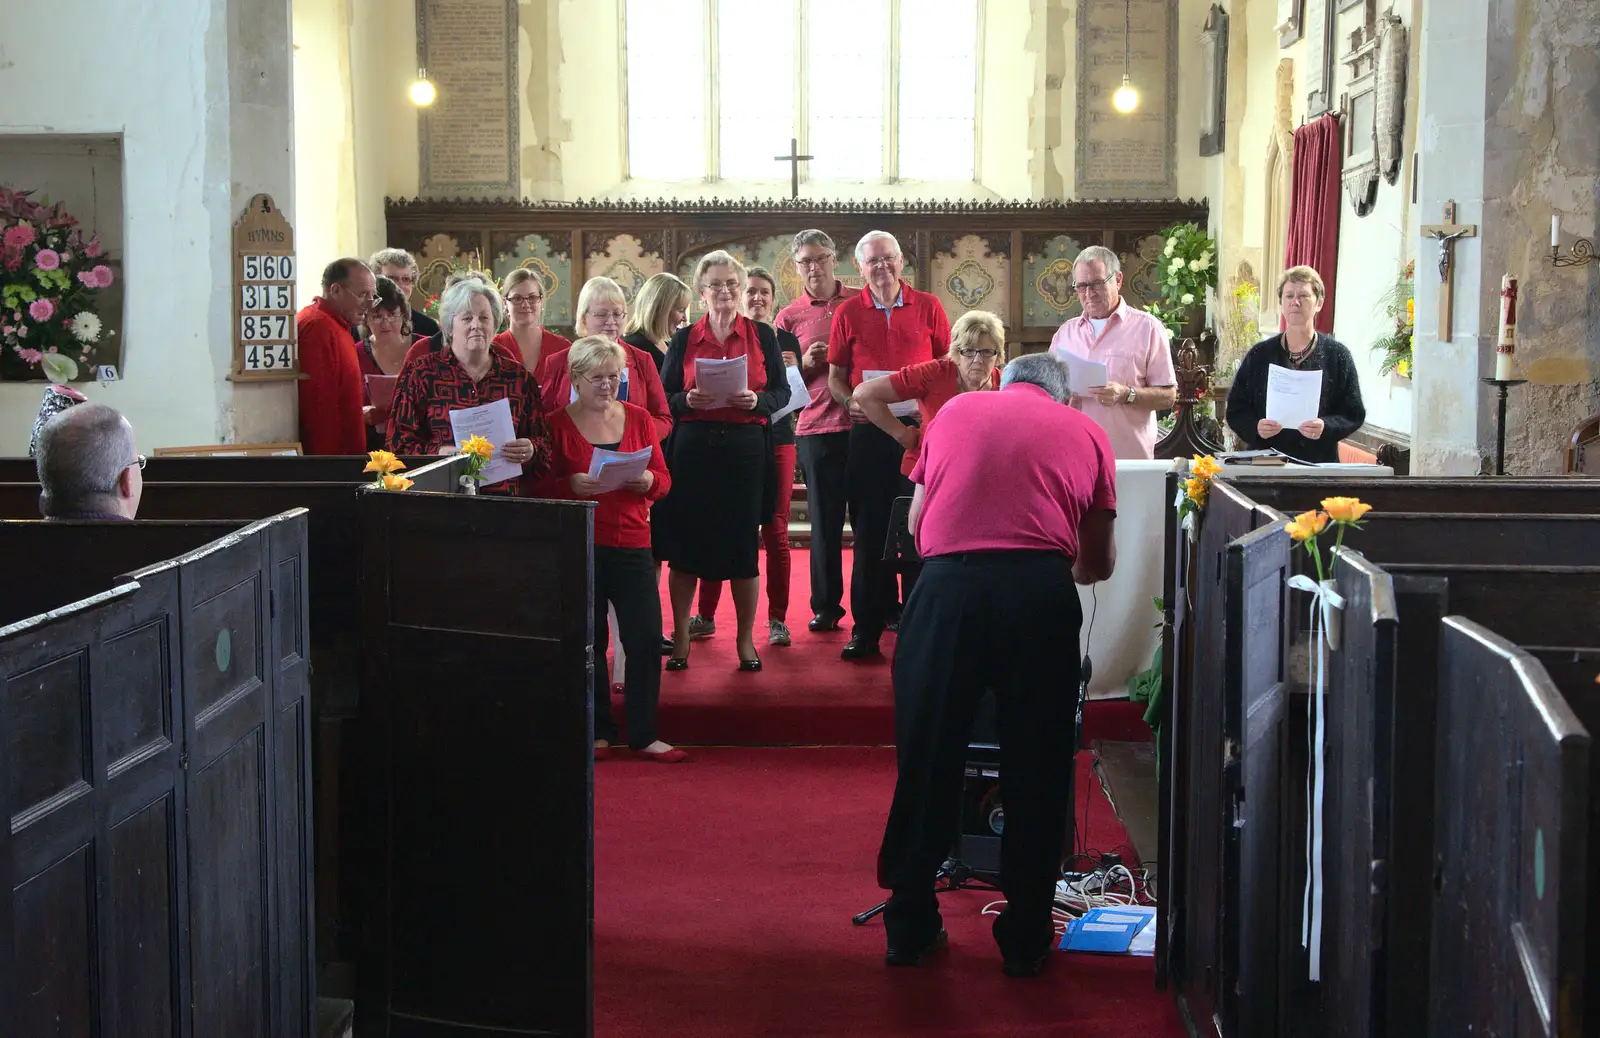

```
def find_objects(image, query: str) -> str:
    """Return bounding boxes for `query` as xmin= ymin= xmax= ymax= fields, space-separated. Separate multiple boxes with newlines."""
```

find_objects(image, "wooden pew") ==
xmin=356 ymin=475 xmax=595 ymax=1037
xmin=0 ymin=511 xmax=315 ymax=1036
xmin=0 ymin=454 xmax=430 ymax=485
xmin=1221 ymin=473 xmax=1600 ymax=515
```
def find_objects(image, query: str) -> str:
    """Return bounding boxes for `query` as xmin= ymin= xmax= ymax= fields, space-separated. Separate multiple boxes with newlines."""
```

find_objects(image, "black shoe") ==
xmin=737 ymin=655 xmax=762 ymax=672
xmin=808 ymin=611 xmax=844 ymax=632
xmin=1000 ymin=949 xmax=1053 ymax=978
xmin=665 ymin=656 xmax=689 ymax=671
xmin=660 ymin=636 xmax=675 ymax=656
xmin=885 ymin=928 xmax=948 ymax=967
xmin=841 ymin=637 xmax=881 ymax=660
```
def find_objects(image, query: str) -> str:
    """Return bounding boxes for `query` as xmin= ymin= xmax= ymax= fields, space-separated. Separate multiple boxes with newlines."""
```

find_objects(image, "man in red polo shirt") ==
xmin=877 ymin=352 xmax=1117 ymax=978
xmin=827 ymin=230 xmax=950 ymax=659
xmin=296 ymin=257 xmax=375 ymax=454
xmin=775 ymin=228 xmax=859 ymax=634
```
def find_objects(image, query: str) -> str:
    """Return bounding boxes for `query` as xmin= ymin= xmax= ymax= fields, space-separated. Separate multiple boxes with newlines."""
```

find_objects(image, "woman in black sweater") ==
xmin=1225 ymin=266 xmax=1366 ymax=463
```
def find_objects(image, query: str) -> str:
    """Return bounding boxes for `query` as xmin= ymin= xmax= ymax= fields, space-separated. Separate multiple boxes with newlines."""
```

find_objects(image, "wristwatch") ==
xmin=1124 ymin=385 xmax=1137 ymax=404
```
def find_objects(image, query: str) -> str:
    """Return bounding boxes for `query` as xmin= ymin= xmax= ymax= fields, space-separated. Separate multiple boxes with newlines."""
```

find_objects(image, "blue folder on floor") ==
xmin=1058 ymin=906 xmax=1155 ymax=954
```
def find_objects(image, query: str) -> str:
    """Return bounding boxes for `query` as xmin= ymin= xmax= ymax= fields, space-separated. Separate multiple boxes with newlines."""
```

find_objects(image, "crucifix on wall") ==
xmin=774 ymin=137 xmax=813 ymax=200
xmin=1421 ymin=200 xmax=1477 ymax=341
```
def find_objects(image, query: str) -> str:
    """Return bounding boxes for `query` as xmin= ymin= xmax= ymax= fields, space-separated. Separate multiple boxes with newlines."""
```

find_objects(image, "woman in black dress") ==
xmin=1225 ymin=265 xmax=1366 ymax=463
xmin=655 ymin=251 xmax=790 ymax=671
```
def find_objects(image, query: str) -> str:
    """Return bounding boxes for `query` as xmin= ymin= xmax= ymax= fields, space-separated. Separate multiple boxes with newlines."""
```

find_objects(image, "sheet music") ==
xmin=585 ymin=446 xmax=655 ymax=491
xmin=1265 ymin=365 xmax=1323 ymax=429
xmin=771 ymin=364 xmax=810 ymax=421
xmin=365 ymin=374 xmax=397 ymax=409
xmin=694 ymin=355 xmax=748 ymax=408
xmin=447 ymin=397 xmax=522 ymax=485
xmin=1061 ymin=353 xmax=1109 ymax=393
xmin=864 ymin=370 xmax=918 ymax=418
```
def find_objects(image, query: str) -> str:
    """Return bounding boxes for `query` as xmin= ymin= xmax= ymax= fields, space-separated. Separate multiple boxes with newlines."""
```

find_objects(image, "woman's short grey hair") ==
xmin=437 ymin=278 xmax=506 ymax=346
xmin=576 ymin=277 xmax=628 ymax=334
xmin=792 ymin=229 xmax=835 ymax=259
xmin=1000 ymin=353 xmax=1072 ymax=403
xmin=369 ymin=248 xmax=419 ymax=277
xmin=1073 ymin=245 xmax=1121 ymax=277
xmin=567 ymin=335 xmax=627 ymax=380
xmin=854 ymin=230 xmax=901 ymax=266
xmin=948 ymin=310 xmax=1005 ymax=360
xmin=35 ymin=402 xmax=135 ymax=513
xmin=693 ymin=250 xmax=747 ymax=292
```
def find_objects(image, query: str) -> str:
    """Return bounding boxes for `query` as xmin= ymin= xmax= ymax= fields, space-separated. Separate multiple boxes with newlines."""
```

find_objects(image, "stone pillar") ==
xmin=1029 ymin=0 xmax=1069 ymax=199
xmin=1413 ymin=0 xmax=1600 ymax=475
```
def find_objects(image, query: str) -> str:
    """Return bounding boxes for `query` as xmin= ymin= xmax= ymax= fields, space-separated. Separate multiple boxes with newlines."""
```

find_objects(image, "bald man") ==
xmin=34 ymin=402 xmax=144 ymax=520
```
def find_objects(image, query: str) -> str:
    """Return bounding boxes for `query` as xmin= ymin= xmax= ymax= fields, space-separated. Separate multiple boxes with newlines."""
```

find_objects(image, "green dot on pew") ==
xmin=1534 ymin=828 xmax=1545 ymax=901
xmin=215 ymin=628 xmax=232 ymax=673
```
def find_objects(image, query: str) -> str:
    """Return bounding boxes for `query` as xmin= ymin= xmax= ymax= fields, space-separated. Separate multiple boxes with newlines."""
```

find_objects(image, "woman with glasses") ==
xmin=535 ymin=336 xmax=683 ymax=762
xmin=622 ymin=272 xmax=691 ymax=372
xmin=654 ymin=251 xmax=791 ymax=672
xmin=494 ymin=268 xmax=571 ymax=375
xmin=535 ymin=277 xmax=672 ymax=443
xmin=356 ymin=276 xmax=419 ymax=452
xmin=853 ymin=310 xmax=1005 ymax=479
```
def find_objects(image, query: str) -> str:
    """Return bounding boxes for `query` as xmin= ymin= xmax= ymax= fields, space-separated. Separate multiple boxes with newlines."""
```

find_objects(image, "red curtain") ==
xmin=1285 ymin=113 xmax=1343 ymax=333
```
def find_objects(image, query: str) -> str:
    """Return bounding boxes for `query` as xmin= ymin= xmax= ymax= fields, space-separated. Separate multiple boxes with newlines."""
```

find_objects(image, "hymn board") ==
xmin=230 ymin=193 xmax=302 ymax=381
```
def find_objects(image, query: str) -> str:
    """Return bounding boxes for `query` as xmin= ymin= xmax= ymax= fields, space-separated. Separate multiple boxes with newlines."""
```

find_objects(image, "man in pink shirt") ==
xmin=775 ymin=229 xmax=859 ymax=633
xmin=876 ymin=353 xmax=1117 ymax=979
xmin=1047 ymin=245 xmax=1177 ymax=458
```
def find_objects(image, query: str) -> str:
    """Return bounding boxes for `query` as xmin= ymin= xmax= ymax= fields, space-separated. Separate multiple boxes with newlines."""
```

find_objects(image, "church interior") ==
xmin=1 ymin=0 xmax=1597 ymax=1036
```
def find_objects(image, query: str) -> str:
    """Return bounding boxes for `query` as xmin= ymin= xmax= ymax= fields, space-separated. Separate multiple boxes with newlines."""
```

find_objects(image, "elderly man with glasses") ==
xmin=1047 ymin=245 xmax=1177 ymax=459
xmin=298 ymin=257 xmax=377 ymax=455
xmin=35 ymin=402 xmax=145 ymax=520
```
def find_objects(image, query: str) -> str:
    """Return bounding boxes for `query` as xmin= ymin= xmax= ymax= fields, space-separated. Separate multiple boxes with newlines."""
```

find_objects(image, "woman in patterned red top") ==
xmin=535 ymin=277 xmax=673 ymax=443
xmin=356 ymin=275 xmax=420 ymax=452
xmin=853 ymin=309 xmax=1004 ymax=478
xmin=654 ymin=251 xmax=791 ymax=672
xmin=387 ymin=278 xmax=552 ymax=494
xmin=534 ymin=336 xmax=683 ymax=763
xmin=493 ymin=267 xmax=571 ymax=373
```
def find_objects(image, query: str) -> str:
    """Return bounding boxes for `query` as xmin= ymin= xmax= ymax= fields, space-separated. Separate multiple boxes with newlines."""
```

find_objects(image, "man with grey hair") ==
xmin=775 ymin=229 xmax=859 ymax=633
xmin=826 ymin=229 xmax=950 ymax=659
xmin=877 ymin=351 xmax=1116 ymax=978
xmin=297 ymin=257 xmax=376 ymax=454
xmin=370 ymin=247 xmax=440 ymax=337
xmin=1047 ymin=244 xmax=1177 ymax=459
xmin=35 ymin=402 xmax=144 ymax=520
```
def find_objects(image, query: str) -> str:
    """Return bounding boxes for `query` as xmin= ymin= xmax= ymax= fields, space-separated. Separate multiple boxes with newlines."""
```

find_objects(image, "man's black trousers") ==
xmin=845 ymin=420 xmax=917 ymax=641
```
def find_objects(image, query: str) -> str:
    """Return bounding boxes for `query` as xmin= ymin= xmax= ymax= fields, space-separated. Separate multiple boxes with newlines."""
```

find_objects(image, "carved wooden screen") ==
xmin=384 ymin=197 xmax=1208 ymax=354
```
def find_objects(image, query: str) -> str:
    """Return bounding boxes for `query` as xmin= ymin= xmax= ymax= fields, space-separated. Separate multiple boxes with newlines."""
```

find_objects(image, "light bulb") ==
xmin=410 ymin=70 xmax=436 ymax=107
xmin=1113 ymin=77 xmax=1139 ymax=113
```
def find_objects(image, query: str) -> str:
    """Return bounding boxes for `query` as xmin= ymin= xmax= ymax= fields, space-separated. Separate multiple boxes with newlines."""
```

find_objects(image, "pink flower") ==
xmin=16 ymin=348 xmax=43 ymax=364
xmin=84 ymin=236 xmax=101 ymax=258
xmin=35 ymin=249 xmax=60 ymax=271
xmin=91 ymin=264 xmax=113 ymax=288
xmin=28 ymin=299 xmax=55 ymax=322
xmin=60 ymin=251 xmax=72 ymax=263
xmin=76 ymin=270 xmax=96 ymax=287
xmin=3 ymin=224 xmax=35 ymax=249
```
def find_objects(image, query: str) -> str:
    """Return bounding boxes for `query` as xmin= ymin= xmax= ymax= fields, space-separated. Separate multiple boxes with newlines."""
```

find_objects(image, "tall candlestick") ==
xmin=1552 ymin=215 xmax=1561 ymax=249
xmin=1495 ymin=273 xmax=1518 ymax=380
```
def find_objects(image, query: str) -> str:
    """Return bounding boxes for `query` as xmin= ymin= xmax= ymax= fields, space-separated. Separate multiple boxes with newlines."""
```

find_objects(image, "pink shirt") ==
xmin=911 ymin=383 xmax=1117 ymax=559
xmin=1047 ymin=298 xmax=1176 ymax=459
xmin=775 ymin=281 xmax=858 ymax=436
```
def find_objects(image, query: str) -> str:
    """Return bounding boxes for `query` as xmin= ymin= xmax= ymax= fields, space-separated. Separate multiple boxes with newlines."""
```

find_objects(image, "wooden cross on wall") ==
xmin=774 ymin=137 xmax=813 ymax=200
xmin=1421 ymin=200 xmax=1478 ymax=341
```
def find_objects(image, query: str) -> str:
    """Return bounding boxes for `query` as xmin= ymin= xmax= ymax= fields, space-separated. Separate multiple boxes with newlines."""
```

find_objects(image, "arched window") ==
xmin=623 ymin=0 xmax=981 ymax=185
xmin=1262 ymin=135 xmax=1291 ymax=328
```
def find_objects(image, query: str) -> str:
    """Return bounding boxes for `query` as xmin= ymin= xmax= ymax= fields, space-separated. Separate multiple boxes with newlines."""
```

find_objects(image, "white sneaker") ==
xmin=768 ymin=620 xmax=792 ymax=647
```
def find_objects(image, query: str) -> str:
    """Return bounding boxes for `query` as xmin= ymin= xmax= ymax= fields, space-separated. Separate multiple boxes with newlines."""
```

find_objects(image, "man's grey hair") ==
xmin=854 ymin=230 xmax=901 ymax=266
xmin=1073 ymin=245 xmax=1121 ymax=277
xmin=792 ymin=229 xmax=836 ymax=260
xmin=437 ymin=278 xmax=506 ymax=346
xmin=1000 ymin=353 xmax=1073 ymax=404
xmin=35 ymin=402 xmax=136 ymax=515
xmin=369 ymin=248 xmax=419 ymax=276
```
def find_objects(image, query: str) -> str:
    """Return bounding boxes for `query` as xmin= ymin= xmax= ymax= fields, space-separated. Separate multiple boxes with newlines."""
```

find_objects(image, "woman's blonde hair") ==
xmin=576 ymin=276 xmax=628 ymax=335
xmin=624 ymin=272 xmax=691 ymax=344
xmin=1277 ymin=265 xmax=1326 ymax=303
xmin=500 ymin=267 xmax=546 ymax=299
xmin=567 ymin=335 xmax=628 ymax=380
xmin=948 ymin=310 xmax=1005 ymax=360
xmin=692 ymin=250 xmax=747 ymax=293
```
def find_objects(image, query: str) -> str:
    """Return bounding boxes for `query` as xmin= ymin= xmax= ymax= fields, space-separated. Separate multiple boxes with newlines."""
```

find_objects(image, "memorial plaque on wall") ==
xmin=416 ymin=0 xmax=519 ymax=196
xmin=1304 ymin=0 xmax=1333 ymax=115
xmin=1075 ymin=0 xmax=1178 ymax=198
xmin=231 ymin=193 xmax=301 ymax=382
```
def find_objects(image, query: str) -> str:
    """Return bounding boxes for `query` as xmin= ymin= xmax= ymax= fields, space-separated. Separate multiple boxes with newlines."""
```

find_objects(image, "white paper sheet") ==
xmin=693 ymin=355 xmax=748 ymax=407
xmin=1265 ymin=364 xmax=1324 ymax=428
xmin=1061 ymin=353 xmax=1109 ymax=393
xmin=771 ymin=364 xmax=810 ymax=421
xmin=585 ymin=446 xmax=655 ymax=491
xmin=864 ymin=369 xmax=919 ymax=418
xmin=448 ymin=397 xmax=522 ymax=485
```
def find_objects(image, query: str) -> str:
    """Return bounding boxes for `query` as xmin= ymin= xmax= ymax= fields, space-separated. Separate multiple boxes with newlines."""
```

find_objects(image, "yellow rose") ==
xmin=459 ymin=435 xmax=495 ymax=460
xmin=1286 ymin=509 xmax=1329 ymax=541
xmin=364 ymin=450 xmax=406 ymax=475
xmin=1192 ymin=455 xmax=1223 ymax=480
xmin=1185 ymin=477 xmax=1208 ymax=504
xmin=1321 ymin=496 xmax=1372 ymax=523
xmin=1406 ymin=297 xmax=1414 ymax=321
xmin=381 ymin=473 xmax=414 ymax=491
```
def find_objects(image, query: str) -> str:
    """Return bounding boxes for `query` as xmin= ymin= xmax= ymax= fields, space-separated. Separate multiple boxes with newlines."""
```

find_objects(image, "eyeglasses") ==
xmin=703 ymin=280 xmax=741 ymax=292
xmin=127 ymin=453 xmax=146 ymax=471
xmin=861 ymin=255 xmax=900 ymax=269
xmin=955 ymin=348 xmax=999 ymax=359
xmin=588 ymin=309 xmax=627 ymax=322
xmin=506 ymin=294 xmax=544 ymax=307
xmin=795 ymin=255 xmax=832 ymax=268
xmin=580 ymin=373 xmax=622 ymax=386
xmin=1072 ymin=273 xmax=1116 ymax=292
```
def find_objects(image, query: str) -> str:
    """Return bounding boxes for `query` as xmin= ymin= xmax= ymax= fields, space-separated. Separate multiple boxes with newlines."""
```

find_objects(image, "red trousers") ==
xmin=698 ymin=442 xmax=796 ymax=623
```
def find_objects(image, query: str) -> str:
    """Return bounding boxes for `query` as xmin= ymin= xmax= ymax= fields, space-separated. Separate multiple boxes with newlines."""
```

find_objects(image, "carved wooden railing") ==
xmin=1154 ymin=334 xmax=1225 ymax=460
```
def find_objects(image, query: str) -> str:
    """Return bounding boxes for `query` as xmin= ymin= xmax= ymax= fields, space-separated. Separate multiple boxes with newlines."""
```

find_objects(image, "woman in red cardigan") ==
xmin=538 ymin=336 xmax=682 ymax=763
xmin=493 ymin=267 xmax=572 ymax=373
xmin=536 ymin=276 xmax=673 ymax=442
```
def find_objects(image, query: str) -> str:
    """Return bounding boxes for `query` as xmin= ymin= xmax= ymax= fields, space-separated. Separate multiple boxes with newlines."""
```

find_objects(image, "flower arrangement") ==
xmin=1285 ymin=497 xmax=1373 ymax=581
xmin=1176 ymin=454 xmax=1223 ymax=529
xmin=1 ymin=187 xmax=116 ymax=382
xmin=458 ymin=434 xmax=495 ymax=484
xmin=1154 ymin=221 xmax=1218 ymax=318
xmin=1220 ymin=281 xmax=1261 ymax=374
xmin=364 ymin=450 xmax=412 ymax=490
xmin=1370 ymin=260 xmax=1414 ymax=379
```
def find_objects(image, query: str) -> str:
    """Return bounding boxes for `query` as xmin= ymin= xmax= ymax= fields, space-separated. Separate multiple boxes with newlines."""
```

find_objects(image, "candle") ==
xmin=1552 ymin=215 xmax=1561 ymax=249
xmin=1495 ymin=273 xmax=1518 ymax=380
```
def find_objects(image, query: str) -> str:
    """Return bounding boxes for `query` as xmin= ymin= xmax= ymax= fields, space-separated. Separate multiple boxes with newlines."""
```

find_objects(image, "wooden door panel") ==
xmin=107 ymin=794 xmax=178 ymax=1037
xmin=13 ymin=844 xmax=97 ymax=1038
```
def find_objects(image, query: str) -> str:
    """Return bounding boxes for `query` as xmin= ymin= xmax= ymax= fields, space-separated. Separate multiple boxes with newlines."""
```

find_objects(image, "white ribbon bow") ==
xmin=1287 ymin=572 xmax=1344 ymax=982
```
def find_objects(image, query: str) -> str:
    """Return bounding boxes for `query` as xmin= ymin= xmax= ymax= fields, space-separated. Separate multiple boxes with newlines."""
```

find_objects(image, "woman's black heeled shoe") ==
xmin=737 ymin=655 xmax=762 ymax=672
xmin=666 ymin=656 xmax=690 ymax=671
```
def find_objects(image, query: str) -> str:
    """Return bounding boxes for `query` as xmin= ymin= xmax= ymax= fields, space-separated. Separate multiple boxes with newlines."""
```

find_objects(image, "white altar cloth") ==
xmin=1078 ymin=459 xmax=1175 ymax=699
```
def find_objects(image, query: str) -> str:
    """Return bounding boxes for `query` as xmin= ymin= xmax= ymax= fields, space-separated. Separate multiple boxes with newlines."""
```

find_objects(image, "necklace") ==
xmin=1284 ymin=334 xmax=1317 ymax=369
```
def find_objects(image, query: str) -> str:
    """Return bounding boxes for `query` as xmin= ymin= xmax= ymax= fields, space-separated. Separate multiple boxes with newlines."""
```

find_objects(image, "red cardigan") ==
xmin=295 ymin=298 xmax=366 ymax=455
xmin=492 ymin=328 xmax=572 ymax=371
xmin=534 ymin=402 xmax=671 ymax=549
xmin=536 ymin=341 xmax=673 ymax=442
